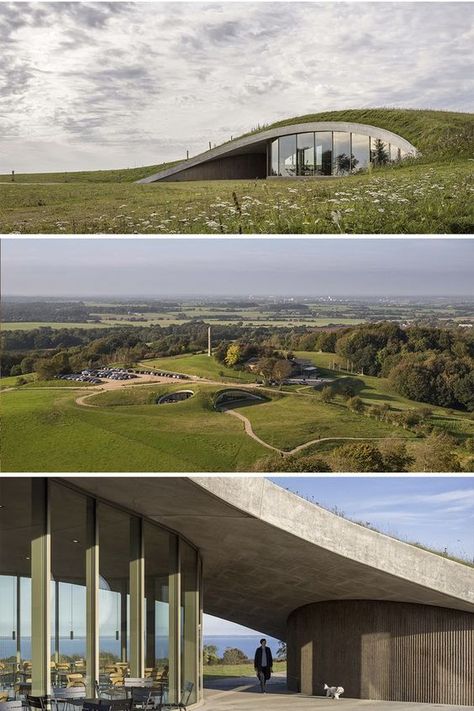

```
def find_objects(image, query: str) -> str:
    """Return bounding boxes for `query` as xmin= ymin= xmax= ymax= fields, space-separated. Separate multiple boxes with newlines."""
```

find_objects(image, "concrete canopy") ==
xmin=64 ymin=477 xmax=474 ymax=640
xmin=136 ymin=121 xmax=418 ymax=183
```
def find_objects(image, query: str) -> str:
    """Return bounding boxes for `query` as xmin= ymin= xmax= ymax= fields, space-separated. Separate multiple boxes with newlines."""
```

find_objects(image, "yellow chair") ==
xmin=66 ymin=673 xmax=85 ymax=688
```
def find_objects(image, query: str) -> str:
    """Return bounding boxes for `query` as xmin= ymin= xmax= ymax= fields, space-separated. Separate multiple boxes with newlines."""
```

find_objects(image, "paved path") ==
xmin=202 ymin=676 xmax=474 ymax=711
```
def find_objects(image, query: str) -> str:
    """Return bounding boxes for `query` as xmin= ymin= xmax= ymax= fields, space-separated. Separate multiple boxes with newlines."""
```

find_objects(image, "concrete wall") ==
xmin=287 ymin=600 xmax=474 ymax=705
xmin=160 ymin=153 xmax=266 ymax=181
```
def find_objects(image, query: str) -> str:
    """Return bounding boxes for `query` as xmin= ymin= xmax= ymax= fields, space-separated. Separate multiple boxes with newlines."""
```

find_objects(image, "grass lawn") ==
xmin=1 ymin=384 xmax=266 ymax=472
xmin=142 ymin=354 xmax=257 ymax=383
xmin=238 ymin=392 xmax=414 ymax=450
xmin=203 ymin=661 xmax=286 ymax=678
xmin=1 ymin=160 xmax=472 ymax=233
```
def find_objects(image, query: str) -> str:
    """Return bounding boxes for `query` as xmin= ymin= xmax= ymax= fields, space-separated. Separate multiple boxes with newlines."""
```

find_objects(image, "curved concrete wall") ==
xmin=287 ymin=600 xmax=474 ymax=705
xmin=137 ymin=121 xmax=418 ymax=183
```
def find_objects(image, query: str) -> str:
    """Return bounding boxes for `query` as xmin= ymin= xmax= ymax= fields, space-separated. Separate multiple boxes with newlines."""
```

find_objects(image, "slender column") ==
xmin=120 ymin=586 xmax=127 ymax=663
xmin=197 ymin=556 xmax=203 ymax=701
xmin=31 ymin=478 xmax=50 ymax=697
xmin=54 ymin=581 xmax=59 ymax=664
xmin=182 ymin=550 xmax=198 ymax=704
xmin=86 ymin=498 xmax=98 ymax=697
xmin=16 ymin=576 xmax=21 ymax=667
xmin=168 ymin=536 xmax=181 ymax=704
xmin=129 ymin=517 xmax=144 ymax=677
xmin=145 ymin=576 xmax=156 ymax=669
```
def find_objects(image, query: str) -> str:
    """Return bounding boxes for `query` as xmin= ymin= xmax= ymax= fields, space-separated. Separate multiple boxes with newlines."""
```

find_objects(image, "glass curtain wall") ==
xmin=98 ymin=504 xmax=131 ymax=678
xmin=50 ymin=483 xmax=88 ymax=689
xmin=270 ymin=131 xmax=404 ymax=176
xmin=333 ymin=132 xmax=351 ymax=176
xmin=351 ymin=134 xmax=370 ymax=173
xmin=296 ymin=133 xmax=315 ymax=176
xmin=0 ymin=481 xmax=201 ymax=704
xmin=0 ymin=479 xmax=33 ymax=698
xmin=278 ymin=135 xmax=297 ymax=176
xmin=144 ymin=523 xmax=170 ymax=691
xmin=181 ymin=542 xmax=198 ymax=706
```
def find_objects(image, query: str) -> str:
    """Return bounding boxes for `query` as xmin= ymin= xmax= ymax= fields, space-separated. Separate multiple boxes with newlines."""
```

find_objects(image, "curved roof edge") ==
xmin=136 ymin=121 xmax=419 ymax=183
xmin=190 ymin=477 xmax=474 ymax=612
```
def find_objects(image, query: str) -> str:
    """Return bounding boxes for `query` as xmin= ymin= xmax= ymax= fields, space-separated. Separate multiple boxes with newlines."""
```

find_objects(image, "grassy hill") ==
xmin=242 ymin=108 xmax=474 ymax=161
xmin=2 ymin=353 xmax=472 ymax=472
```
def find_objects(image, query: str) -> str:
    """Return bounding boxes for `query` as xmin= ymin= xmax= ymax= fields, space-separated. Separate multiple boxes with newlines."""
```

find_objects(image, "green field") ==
xmin=143 ymin=354 xmax=257 ymax=383
xmin=203 ymin=661 xmax=286 ymax=678
xmin=1 ymin=109 xmax=473 ymax=234
xmin=2 ymin=352 xmax=472 ymax=472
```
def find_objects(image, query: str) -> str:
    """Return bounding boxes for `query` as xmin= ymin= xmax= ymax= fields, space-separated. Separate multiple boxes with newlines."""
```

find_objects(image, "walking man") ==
xmin=254 ymin=638 xmax=273 ymax=693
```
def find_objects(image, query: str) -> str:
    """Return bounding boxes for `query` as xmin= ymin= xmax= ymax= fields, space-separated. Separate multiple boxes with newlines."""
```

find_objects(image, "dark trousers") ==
xmin=256 ymin=667 xmax=271 ymax=689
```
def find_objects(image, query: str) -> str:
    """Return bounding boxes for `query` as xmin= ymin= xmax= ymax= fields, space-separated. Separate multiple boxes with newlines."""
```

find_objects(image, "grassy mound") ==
xmin=243 ymin=108 xmax=474 ymax=160
xmin=0 ymin=160 xmax=181 ymax=184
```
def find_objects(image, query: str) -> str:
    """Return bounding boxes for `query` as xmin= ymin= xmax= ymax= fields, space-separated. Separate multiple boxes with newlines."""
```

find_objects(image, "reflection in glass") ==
xmin=371 ymin=137 xmax=390 ymax=165
xmin=99 ymin=504 xmax=131 ymax=674
xmin=181 ymin=542 xmax=198 ymax=705
xmin=0 ymin=479 xmax=33 ymax=691
xmin=278 ymin=135 xmax=297 ymax=177
xmin=270 ymin=140 xmax=278 ymax=176
xmin=333 ymin=132 xmax=351 ymax=175
xmin=315 ymin=133 xmax=332 ymax=175
xmin=50 ymin=483 xmax=87 ymax=687
xmin=144 ymin=522 xmax=170 ymax=684
xmin=390 ymin=144 xmax=400 ymax=162
xmin=351 ymin=134 xmax=370 ymax=173
xmin=296 ymin=133 xmax=315 ymax=176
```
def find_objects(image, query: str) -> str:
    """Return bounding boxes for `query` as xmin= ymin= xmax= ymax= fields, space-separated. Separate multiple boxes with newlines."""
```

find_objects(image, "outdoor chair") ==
xmin=66 ymin=675 xmax=86 ymax=689
xmin=95 ymin=681 xmax=120 ymax=700
xmin=26 ymin=695 xmax=48 ymax=711
xmin=130 ymin=688 xmax=153 ymax=711
xmin=160 ymin=682 xmax=193 ymax=711
xmin=103 ymin=699 xmax=132 ymax=711
xmin=0 ymin=701 xmax=22 ymax=711
xmin=53 ymin=686 xmax=86 ymax=711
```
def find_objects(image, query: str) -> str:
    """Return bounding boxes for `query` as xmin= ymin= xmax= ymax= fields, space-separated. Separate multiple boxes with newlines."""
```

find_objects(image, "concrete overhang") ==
xmin=136 ymin=121 xmax=418 ymax=183
xmin=63 ymin=477 xmax=474 ymax=639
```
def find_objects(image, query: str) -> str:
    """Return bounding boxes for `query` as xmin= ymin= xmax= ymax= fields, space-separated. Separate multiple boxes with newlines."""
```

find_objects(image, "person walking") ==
xmin=254 ymin=638 xmax=273 ymax=693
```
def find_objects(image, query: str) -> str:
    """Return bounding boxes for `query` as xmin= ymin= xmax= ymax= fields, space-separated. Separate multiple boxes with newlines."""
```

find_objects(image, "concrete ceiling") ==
xmin=62 ymin=477 xmax=474 ymax=640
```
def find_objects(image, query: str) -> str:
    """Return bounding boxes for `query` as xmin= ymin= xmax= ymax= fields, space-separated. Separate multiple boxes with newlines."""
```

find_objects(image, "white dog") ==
xmin=324 ymin=684 xmax=345 ymax=700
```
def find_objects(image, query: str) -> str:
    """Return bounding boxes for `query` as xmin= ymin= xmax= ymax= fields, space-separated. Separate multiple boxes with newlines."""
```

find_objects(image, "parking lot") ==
xmin=56 ymin=366 xmax=190 ymax=385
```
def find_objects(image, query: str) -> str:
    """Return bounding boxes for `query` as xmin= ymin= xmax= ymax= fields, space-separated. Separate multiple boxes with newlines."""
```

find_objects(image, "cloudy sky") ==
xmin=208 ymin=476 xmax=474 ymax=636
xmin=2 ymin=238 xmax=474 ymax=296
xmin=1 ymin=1 xmax=473 ymax=172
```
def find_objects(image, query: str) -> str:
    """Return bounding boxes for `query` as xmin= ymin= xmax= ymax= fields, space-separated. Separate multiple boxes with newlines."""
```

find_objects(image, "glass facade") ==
xmin=270 ymin=130 xmax=405 ymax=177
xmin=0 ymin=479 xmax=202 ymax=705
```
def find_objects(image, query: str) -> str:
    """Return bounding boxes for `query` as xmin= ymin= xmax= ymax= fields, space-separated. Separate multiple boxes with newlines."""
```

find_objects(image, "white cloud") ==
xmin=1 ymin=1 xmax=472 ymax=171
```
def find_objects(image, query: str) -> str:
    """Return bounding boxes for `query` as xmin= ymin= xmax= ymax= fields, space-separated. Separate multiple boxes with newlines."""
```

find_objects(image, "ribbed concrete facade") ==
xmin=160 ymin=153 xmax=266 ymax=181
xmin=287 ymin=600 xmax=474 ymax=705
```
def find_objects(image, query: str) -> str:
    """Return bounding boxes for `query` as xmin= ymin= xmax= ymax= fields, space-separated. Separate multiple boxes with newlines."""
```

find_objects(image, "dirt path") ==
xmin=220 ymin=406 xmax=408 ymax=456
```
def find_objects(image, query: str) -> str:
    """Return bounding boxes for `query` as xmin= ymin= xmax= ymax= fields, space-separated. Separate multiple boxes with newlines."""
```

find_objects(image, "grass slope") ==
xmin=0 ymin=161 xmax=180 ymax=184
xmin=142 ymin=354 xmax=257 ymax=383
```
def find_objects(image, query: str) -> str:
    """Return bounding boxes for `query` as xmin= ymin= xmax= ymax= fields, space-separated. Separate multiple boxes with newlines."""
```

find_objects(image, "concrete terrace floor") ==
xmin=202 ymin=676 xmax=474 ymax=711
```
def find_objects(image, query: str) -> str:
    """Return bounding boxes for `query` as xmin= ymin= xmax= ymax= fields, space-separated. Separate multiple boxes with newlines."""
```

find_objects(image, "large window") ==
xmin=351 ymin=134 xmax=370 ymax=173
xmin=371 ymin=137 xmax=390 ymax=165
xmin=296 ymin=133 xmax=315 ymax=176
xmin=279 ymin=135 xmax=297 ymax=177
xmin=333 ymin=132 xmax=351 ymax=176
xmin=181 ymin=542 xmax=198 ymax=706
xmin=270 ymin=139 xmax=278 ymax=176
xmin=144 ymin=523 xmax=170 ymax=679
xmin=315 ymin=133 xmax=332 ymax=175
xmin=50 ymin=483 xmax=88 ymax=689
xmin=390 ymin=143 xmax=401 ymax=162
xmin=98 ymin=504 xmax=131 ymax=676
xmin=0 ymin=481 xmax=201 ymax=703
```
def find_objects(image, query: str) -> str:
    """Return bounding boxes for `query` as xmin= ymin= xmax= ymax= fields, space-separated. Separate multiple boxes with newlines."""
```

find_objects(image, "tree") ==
xmin=10 ymin=364 xmax=22 ymax=376
xmin=225 ymin=344 xmax=241 ymax=367
xmin=412 ymin=432 xmax=461 ymax=472
xmin=222 ymin=647 xmax=247 ymax=664
xmin=256 ymin=357 xmax=276 ymax=385
xmin=331 ymin=442 xmax=385 ymax=472
xmin=320 ymin=386 xmax=333 ymax=403
xmin=379 ymin=439 xmax=413 ymax=472
xmin=202 ymin=644 xmax=219 ymax=665
xmin=347 ymin=396 xmax=364 ymax=414
xmin=371 ymin=138 xmax=389 ymax=165
xmin=276 ymin=641 xmax=287 ymax=659
xmin=272 ymin=359 xmax=292 ymax=385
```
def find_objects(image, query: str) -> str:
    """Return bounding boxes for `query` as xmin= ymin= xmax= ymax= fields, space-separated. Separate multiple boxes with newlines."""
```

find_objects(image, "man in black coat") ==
xmin=254 ymin=638 xmax=273 ymax=693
